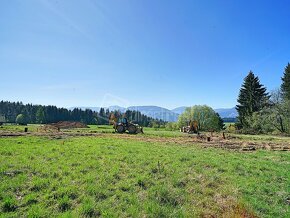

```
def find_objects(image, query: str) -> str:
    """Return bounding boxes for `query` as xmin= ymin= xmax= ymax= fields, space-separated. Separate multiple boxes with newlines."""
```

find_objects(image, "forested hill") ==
xmin=0 ymin=101 xmax=165 ymax=127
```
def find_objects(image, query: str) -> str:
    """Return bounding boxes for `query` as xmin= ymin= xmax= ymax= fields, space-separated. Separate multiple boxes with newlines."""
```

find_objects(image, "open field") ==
xmin=0 ymin=125 xmax=289 ymax=217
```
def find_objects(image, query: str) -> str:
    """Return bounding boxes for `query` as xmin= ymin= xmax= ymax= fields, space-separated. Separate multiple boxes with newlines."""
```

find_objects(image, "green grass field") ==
xmin=0 ymin=125 xmax=289 ymax=217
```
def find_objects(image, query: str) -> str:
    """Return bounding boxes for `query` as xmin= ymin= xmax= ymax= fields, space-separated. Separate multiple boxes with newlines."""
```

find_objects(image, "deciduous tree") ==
xmin=16 ymin=114 xmax=27 ymax=125
xmin=177 ymin=105 xmax=223 ymax=131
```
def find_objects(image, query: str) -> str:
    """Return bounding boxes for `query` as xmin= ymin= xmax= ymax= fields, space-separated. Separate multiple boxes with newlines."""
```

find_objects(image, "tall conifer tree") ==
xmin=236 ymin=71 xmax=269 ymax=127
xmin=281 ymin=63 xmax=290 ymax=101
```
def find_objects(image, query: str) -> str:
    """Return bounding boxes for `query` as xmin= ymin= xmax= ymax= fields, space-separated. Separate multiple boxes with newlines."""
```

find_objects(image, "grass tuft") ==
xmin=80 ymin=198 xmax=100 ymax=217
xmin=2 ymin=196 xmax=17 ymax=212
xmin=58 ymin=195 xmax=71 ymax=212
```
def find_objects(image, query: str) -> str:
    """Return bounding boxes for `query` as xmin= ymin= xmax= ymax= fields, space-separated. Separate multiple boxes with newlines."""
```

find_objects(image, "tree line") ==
xmin=236 ymin=63 xmax=290 ymax=134
xmin=0 ymin=101 xmax=165 ymax=127
xmin=166 ymin=63 xmax=290 ymax=134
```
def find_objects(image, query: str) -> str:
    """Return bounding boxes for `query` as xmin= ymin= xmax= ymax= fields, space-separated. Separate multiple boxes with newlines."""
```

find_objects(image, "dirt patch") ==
xmin=0 ymin=132 xmax=27 ymax=137
xmin=221 ymin=204 xmax=258 ymax=218
xmin=0 ymin=129 xmax=289 ymax=151
xmin=106 ymin=134 xmax=290 ymax=151
xmin=49 ymin=121 xmax=88 ymax=129
xmin=37 ymin=121 xmax=89 ymax=132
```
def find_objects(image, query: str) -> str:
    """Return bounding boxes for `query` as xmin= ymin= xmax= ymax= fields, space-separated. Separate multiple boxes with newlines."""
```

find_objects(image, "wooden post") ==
xmin=24 ymin=127 xmax=28 ymax=132
xmin=222 ymin=132 xmax=226 ymax=139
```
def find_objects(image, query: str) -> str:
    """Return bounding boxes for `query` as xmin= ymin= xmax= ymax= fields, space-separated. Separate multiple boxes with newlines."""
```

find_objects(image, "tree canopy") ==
xmin=0 ymin=101 xmax=164 ymax=127
xmin=281 ymin=63 xmax=290 ymax=101
xmin=16 ymin=114 xmax=27 ymax=125
xmin=236 ymin=71 xmax=269 ymax=128
xmin=177 ymin=105 xmax=224 ymax=131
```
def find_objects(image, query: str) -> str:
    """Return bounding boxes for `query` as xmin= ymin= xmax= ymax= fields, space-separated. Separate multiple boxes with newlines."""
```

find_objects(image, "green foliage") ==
xmin=2 ymin=196 xmax=17 ymax=212
xmin=36 ymin=106 xmax=46 ymax=124
xmin=216 ymin=112 xmax=225 ymax=130
xmin=236 ymin=65 xmax=290 ymax=134
xmin=281 ymin=63 xmax=290 ymax=101
xmin=244 ymin=89 xmax=290 ymax=134
xmin=177 ymin=105 xmax=224 ymax=131
xmin=0 ymin=115 xmax=6 ymax=123
xmin=243 ymin=110 xmax=275 ymax=134
xmin=0 ymin=101 xmax=162 ymax=127
xmin=27 ymin=204 xmax=48 ymax=217
xmin=236 ymin=71 xmax=269 ymax=128
xmin=165 ymin=122 xmax=179 ymax=131
xmin=269 ymin=90 xmax=290 ymax=134
xmin=80 ymin=198 xmax=99 ymax=217
xmin=0 ymin=135 xmax=288 ymax=217
xmin=15 ymin=114 xmax=27 ymax=125
xmin=150 ymin=121 xmax=160 ymax=129
xmin=225 ymin=123 xmax=236 ymax=133
xmin=97 ymin=108 xmax=107 ymax=125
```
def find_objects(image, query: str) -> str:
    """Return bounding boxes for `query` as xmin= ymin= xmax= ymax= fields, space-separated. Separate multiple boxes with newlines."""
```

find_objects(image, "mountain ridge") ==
xmin=69 ymin=105 xmax=237 ymax=122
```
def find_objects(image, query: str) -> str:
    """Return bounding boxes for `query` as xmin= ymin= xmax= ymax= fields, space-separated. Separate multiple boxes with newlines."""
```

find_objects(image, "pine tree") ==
xmin=0 ymin=101 xmax=160 ymax=127
xmin=98 ymin=108 xmax=106 ymax=125
xmin=216 ymin=113 xmax=225 ymax=130
xmin=281 ymin=63 xmax=290 ymax=101
xmin=36 ymin=106 xmax=46 ymax=124
xmin=236 ymin=71 xmax=269 ymax=127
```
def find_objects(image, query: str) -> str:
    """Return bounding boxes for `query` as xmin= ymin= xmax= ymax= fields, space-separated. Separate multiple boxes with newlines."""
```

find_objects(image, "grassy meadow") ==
xmin=0 ymin=125 xmax=289 ymax=217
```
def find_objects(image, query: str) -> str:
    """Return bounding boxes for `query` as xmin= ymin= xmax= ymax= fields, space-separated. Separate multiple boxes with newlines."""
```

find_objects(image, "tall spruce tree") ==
xmin=36 ymin=106 xmax=46 ymax=124
xmin=281 ymin=63 xmax=290 ymax=101
xmin=236 ymin=71 xmax=269 ymax=127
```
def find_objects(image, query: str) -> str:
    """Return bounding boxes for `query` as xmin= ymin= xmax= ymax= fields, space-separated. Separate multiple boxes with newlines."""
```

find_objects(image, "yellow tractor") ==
xmin=113 ymin=118 xmax=143 ymax=134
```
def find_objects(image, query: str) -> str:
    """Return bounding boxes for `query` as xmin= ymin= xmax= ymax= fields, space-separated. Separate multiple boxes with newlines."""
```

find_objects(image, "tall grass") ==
xmin=0 ymin=136 xmax=289 ymax=217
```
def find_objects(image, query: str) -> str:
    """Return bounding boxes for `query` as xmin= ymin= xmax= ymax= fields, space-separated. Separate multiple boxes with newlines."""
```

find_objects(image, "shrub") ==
xmin=15 ymin=114 xmax=27 ymax=125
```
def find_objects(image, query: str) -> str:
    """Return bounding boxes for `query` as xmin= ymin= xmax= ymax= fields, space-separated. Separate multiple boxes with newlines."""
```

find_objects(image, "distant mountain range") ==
xmin=214 ymin=108 xmax=238 ymax=119
xmin=69 ymin=106 xmax=237 ymax=122
xmin=127 ymin=106 xmax=179 ymax=122
xmin=171 ymin=106 xmax=187 ymax=115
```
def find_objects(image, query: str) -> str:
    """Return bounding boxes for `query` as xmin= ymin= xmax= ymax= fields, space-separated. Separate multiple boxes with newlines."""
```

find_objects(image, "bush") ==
xmin=243 ymin=111 xmax=275 ymax=134
xmin=238 ymin=89 xmax=290 ymax=135
xmin=225 ymin=123 xmax=236 ymax=133
xmin=15 ymin=114 xmax=27 ymax=125
xmin=165 ymin=122 xmax=179 ymax=131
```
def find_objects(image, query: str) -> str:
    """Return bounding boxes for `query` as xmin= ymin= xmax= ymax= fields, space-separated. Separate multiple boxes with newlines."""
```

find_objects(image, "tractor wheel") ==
xmin=116 ymin=124 xmax=125 ymax=133
xmin=128 ymin=124 xmax=137 ymax=134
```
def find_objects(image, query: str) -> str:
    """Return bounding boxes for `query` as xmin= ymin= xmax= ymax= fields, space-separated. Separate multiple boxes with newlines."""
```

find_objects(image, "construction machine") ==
xmin=181 ymin=120 xmax=199 ymax=134
xmin=114 ymin=118 xmax=143 ymax=134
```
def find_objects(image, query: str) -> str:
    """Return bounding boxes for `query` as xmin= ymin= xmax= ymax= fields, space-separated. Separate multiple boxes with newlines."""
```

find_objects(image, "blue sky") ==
xmin=1 ymin=0 xmax=289 ymax=109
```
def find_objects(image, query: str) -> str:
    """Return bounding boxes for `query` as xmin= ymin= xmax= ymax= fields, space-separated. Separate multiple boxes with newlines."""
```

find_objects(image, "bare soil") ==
xmin=48 ymin=121 xmax=88 ymax=129
xmin=0 ymin=130 xmax=289 ymax=151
